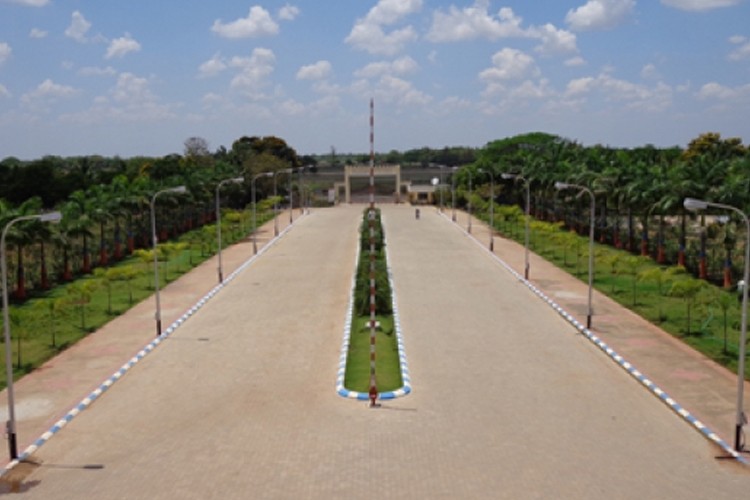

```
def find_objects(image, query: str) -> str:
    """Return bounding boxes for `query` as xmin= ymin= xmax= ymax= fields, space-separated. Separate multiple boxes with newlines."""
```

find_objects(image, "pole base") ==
xmin=6 ymin=425 xmax=17 ymax=460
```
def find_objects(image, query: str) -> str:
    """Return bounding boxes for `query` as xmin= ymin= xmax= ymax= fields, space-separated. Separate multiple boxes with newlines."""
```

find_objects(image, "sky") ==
xmin=0 ymin=0 xmax=749 ymax=160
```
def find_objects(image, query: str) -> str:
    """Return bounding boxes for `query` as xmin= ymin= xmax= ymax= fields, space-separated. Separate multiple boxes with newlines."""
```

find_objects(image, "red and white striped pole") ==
xmin=368 ymin=98 xmax=379 ymax=407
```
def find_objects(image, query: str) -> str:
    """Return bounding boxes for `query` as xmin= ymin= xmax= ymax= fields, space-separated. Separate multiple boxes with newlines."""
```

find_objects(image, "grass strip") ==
xmin=343 ymin=209 xmax=403 ymax=393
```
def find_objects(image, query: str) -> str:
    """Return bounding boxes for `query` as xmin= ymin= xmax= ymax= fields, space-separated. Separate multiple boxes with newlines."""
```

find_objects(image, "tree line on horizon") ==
xmin=1 ymin=129 xmax=748 ymax=301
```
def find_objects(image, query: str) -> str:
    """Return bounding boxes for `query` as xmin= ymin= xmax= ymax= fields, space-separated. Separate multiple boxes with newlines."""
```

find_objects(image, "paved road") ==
xmin=3 ymin=205 xmax=749 ymax=498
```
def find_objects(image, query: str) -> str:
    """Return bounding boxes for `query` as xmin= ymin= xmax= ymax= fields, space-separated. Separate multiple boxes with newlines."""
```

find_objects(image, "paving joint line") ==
xmin=441 ymin=211 xmax=748 ymax=466
xmin=0 ymin=214 xmax=306 ymax=477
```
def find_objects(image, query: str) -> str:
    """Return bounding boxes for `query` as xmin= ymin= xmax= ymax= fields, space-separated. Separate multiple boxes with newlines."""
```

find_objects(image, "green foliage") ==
xmin=668 ymin=278 xmax=708 ymax=336
xmin=354 ymin=209 xmax=392 ymax=316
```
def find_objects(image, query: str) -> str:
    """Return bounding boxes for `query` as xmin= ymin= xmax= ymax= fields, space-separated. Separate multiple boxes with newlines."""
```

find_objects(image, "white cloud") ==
xmin=228 ymin=48 xmax=276 ymax=97
xmin=110 ymin=73 xmax=154 ymax=104
xmin=212 ymin=6 xmax=279 ymax=39
xmin=198 ymin=53 xmax=228 ymax=78
xmin=78 ymin=66 xmax=117 ymax=77
xmin=21 ymin=79 xmax=78 ymax=107
xmin=531 ymin=24 xmax=578 ymax=55
xmin=29 ymin=28 xmax=47 ymax=39
xmin=363 ymin=0 xmax=423 ymax=25
xmin=0 ymin=42 xmax=10 ymax=65
xmin=376 ymin=75 xmax=431 ymax=106
xmin=296 ymin=60 xmax=331 ymax=80
xmin=426 ymin=3 xmax=526 ymax=42
xmin=346 ymin=23 xmax=417 ymax=56
xmin=697 ymin=82 xmax=750 ymax=101
xmin=105 ymin=34 xmax=141 ymax=59
xmin=661 ymin=0 xmax=741 ymax=11
xmin=426 ymin=2 xmax=578 ymax=55
xmin=641 ymin=63 xmax=660 ymax=79
xmin=355 ymin=56 xmax=418 ymax=78
xmin=565 ymin=56 xmax=587 ymax=66
xmin=564 ymin=72 xmax=673 ymax=110
xmin=728 ymin=36 xmax=750 ymax=61
xmin=345 ymin=0 xmax=422 ymax=55
xmin=65 ymin=11 xmax=91 ymax=43
xmin=0 ymin=84 xmax=10 ymax=99
xmin=480 ymin=48 xmax=540 ymax=83
xmin=3 ymin=0 xmax=48 ymax=6
xmin=61 ymin=72 xmax=178 ymax=124
xmin=565 ymin=0 xmax=635 ymax=32
xmin=278 ymin=4 xmax=300 ymax=21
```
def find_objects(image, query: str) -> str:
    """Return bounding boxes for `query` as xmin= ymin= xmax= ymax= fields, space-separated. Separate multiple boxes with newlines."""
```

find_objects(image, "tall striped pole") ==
xmin=368 ymin=98 xmax=379 ymax=407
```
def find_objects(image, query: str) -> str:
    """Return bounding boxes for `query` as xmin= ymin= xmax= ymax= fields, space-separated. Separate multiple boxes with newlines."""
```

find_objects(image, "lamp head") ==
xmin=39 ymin=211 xmax=62 ymax=223
xmin=231 ymin=177 xmax=244 ymax=183
xmin=554 ymin=181 xmax=570 ymax=190
xmin=501 ymin=173 xmax=516 ymax=180
xmin=171 ymin=185 xmax=187 ymax=194
xmin=683 ymin=198 xmax=708 ymax=212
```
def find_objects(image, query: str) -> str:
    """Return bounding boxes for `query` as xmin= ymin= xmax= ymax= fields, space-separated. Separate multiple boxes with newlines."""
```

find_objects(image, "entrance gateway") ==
xmin=333 ymin=165 xmax=409 ymax=204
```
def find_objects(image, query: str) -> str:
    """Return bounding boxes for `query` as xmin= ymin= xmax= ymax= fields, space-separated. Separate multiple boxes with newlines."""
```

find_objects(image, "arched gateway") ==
xmin=333 ymin=164 xmax=409 ymax=204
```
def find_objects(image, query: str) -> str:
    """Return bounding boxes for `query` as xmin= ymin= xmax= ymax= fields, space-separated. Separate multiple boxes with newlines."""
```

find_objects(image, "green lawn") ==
xmin=343 ymin=315 xmax=402 ymax=393
xmin=489 ymin=211 xmax=748 ymax=380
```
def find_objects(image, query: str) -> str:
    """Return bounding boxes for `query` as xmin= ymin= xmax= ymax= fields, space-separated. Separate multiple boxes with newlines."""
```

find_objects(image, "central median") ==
xmin=337 ymin=208 xmax=410 ymax=400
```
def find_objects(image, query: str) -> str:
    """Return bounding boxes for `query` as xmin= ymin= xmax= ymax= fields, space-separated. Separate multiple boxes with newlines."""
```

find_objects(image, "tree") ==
xmin=668 ymin=278 xmax=707 ymax=336
xmin=133 ymin=249 xmax=155 ymax=288
xmin=94 ymin=267 xmax=116 ymax=315
xmin=5 ymin=197 xmax=44 ymax=299
xmin=66 ymin=280 xmax=99 ymax=331
xmin=621 ymin=255 xmax=650 ymax=306
xmin=88 ymin=184 xmax=114 ymax=267
xmin=638 ymin=267 xmax=668 ymax=321
xmin=30 ymin=298 xmax=69 ymax=348
xmin=184 ymin=137 xmax=210 ymax=158
xmin=63 ymin=190 xmax=95 ymax=275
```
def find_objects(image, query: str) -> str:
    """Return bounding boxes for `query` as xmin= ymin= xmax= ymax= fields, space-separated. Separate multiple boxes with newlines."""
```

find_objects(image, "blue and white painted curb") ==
xmin=453 ymin=215 xmax=748 ymax=465
xmin=337 ymin=215 xmax=411 ymax=401
xmin=1 ymin=216 xmax=303 ymax=477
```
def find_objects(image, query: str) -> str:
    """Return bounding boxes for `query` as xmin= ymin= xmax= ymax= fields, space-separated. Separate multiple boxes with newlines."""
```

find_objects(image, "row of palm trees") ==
xmin=453 ymin=132 xmax=750 ymax=287
xmin=0 ymin=163 xmax=292 ymax=302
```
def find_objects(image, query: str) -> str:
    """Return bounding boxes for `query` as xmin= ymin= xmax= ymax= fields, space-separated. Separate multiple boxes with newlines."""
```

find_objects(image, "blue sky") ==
xmin=0 ymin=0 xmax=748 ymax=159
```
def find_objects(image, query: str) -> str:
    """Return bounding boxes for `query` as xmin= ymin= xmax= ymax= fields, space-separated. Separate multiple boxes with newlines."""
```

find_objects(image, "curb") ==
xmin=1 ymin=215 xmax=304 ymax=477
xmin=451 ymin=213 xmax=748 ymax=466
xmin=336 ymin=213 xmax=411 ymax=401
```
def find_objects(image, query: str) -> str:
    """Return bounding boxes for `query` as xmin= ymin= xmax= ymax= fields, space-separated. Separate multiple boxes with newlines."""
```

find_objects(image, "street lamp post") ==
xmin=478 ymin=168 xmax=495 ymax=251
xmin=684 ymin=197 xmax=748 ymax=453
xmin=503 ymin=173 xmax=531 ymax=280
xmin=298 ymin=167 xmax=306 ymax=215
xmin=439 ymin=165 xmax=445 ymax=213
xmin=216 ymin=177 xmax=244 ymax=284
xmin=252 ymin=172 xmax=273 ymax=255
xmin=2 ymin=211 xmax=62 ymax=460
xmin=288 ymin=168 xmax=295 ymax=224
xmin=555 ymin=181 xmax=595 ymax=329
xmin=150 ymin=185 xmax=186 ymax=337
xmin=467 ymin=169 xmax=473 ymax=233
xmin=451 ymin=167 xmax=458 ymax=222
xmin=273 ymin=169 xmax=292 ymax=237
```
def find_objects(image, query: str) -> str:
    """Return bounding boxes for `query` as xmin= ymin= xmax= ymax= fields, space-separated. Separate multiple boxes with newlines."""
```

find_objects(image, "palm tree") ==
xmin=30 ymin=216 xmax=56 ymax=290
xmin=88 ymin=184 xmax=114 ymax=267
xmin=64 ymin=190 xmax=95 ymax=275
xmin=7 ymin=197 xmax=43 ymax=299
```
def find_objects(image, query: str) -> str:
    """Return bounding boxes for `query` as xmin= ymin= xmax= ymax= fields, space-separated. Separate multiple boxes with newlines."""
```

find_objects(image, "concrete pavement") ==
xmin=0 ymin=208 xmax=298 ymax=469
xmin=454 ymin=206 xmax=750 ymax=458
xmin=0 ymin=204 xmax=749 ymax=498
